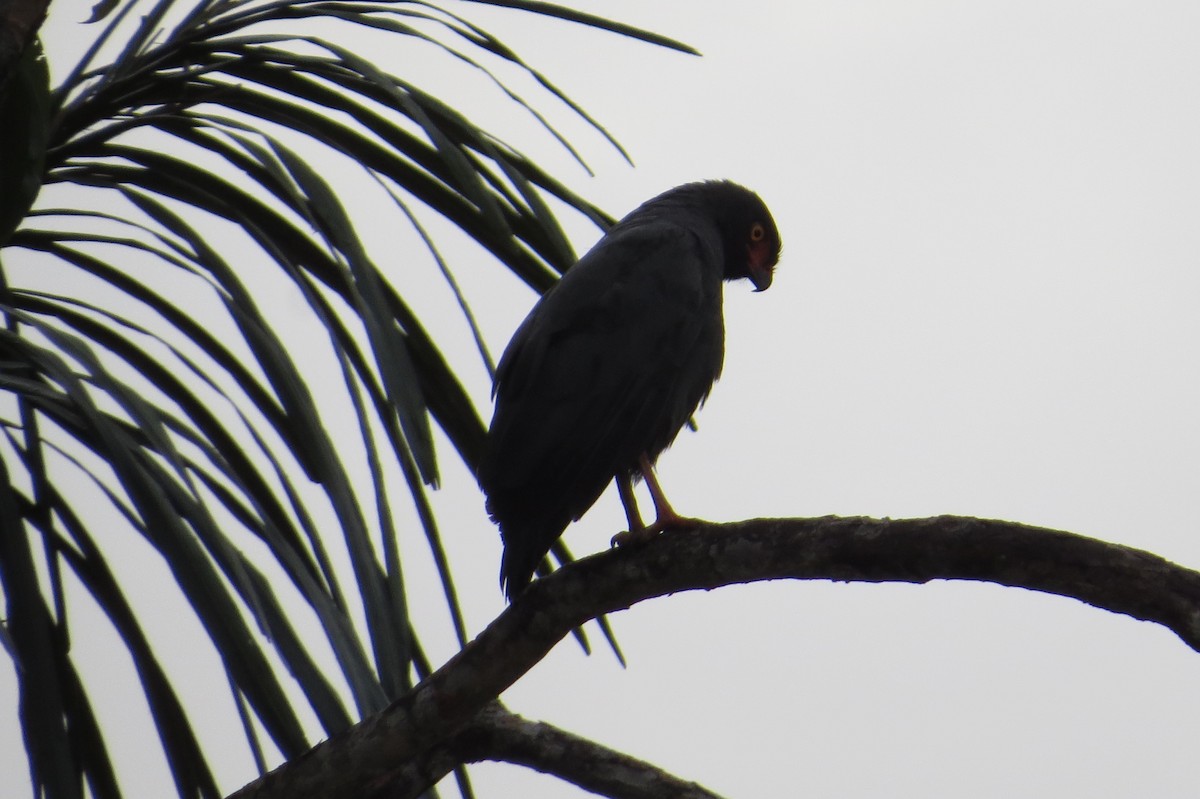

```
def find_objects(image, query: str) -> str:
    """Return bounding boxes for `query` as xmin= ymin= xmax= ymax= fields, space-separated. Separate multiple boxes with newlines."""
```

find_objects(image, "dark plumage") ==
xmin=477 ymin=181 xmax=782 ymax=599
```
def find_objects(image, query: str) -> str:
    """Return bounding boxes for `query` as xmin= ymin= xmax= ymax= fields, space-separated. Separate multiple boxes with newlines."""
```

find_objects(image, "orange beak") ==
xmin=747 ymin=241 xmax=775 ymax=291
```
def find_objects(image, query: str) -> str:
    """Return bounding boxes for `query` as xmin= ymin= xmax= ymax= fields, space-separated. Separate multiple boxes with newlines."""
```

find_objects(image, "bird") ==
xmin=477 ymin=180 xmax=781 ymax=599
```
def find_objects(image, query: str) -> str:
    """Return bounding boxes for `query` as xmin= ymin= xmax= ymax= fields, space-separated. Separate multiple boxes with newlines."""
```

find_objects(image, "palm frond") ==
xmin=0 ymin=1 xmax=688 ymax=796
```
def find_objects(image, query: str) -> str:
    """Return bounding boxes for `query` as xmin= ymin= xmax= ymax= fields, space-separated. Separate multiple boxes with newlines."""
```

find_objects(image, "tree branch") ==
xmin=458 ymin=704 xmax=725 ymax=799
xmin=226 ymin=515 xmax=1200 ymax=799
xmin=366 ymin=702 xmax=726 ymax=799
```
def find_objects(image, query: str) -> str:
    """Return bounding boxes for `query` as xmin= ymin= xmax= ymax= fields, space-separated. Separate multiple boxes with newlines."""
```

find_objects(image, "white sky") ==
xmin=6 ymin=1 xmax=1200 ymax=797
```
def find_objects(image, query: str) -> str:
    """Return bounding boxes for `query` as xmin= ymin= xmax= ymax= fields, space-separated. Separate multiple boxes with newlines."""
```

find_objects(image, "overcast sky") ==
xmin=7 ymin=1 xmax=1200 ymax=797
xmin=456 ymin=3 xmax=1200 ymax=796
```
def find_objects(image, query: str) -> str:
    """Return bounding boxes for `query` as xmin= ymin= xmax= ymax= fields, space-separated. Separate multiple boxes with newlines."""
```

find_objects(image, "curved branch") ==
xmin=457 ymin=704 xmax=725 ymax=799
xmin=227 ymin=515 xmax=1200 ymax=799
xmin=366 ymin=702 xmax=726 ymax=799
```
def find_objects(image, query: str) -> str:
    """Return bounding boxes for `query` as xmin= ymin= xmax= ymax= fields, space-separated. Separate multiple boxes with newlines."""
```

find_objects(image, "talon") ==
xmin=642 ymin=514 xmax=703 ymax=538
xmin=611 ymin=526 xmax=655 ymax=548
xmin=611 ymin=513 xmax=704 ymax=549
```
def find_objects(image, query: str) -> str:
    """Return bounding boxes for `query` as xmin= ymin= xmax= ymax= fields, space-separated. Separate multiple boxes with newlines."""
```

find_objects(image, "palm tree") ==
xmin=0 ymin=2 xmax=693 ymax=796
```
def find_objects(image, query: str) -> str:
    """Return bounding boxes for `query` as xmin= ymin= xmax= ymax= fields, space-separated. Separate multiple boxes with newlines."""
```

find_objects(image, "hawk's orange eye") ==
xmin=749 ymin=222 xmax=766 ymax=242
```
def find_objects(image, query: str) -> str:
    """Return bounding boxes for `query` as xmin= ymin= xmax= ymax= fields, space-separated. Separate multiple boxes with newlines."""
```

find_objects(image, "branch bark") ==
xmin=226 ymin=515 xmax=1200 ymax=799
xmin=376 ymin=702 xmax=727 ymax=799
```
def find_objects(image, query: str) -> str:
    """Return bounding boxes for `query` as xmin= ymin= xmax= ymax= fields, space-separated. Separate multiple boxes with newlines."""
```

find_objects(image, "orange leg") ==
xmin=616 ymin=472 xmax=644 ymax=532
xmin=638 ymin=454 xmax=686 ymax=528
xmin=611 ymin=455 xmax=703 ymax=547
